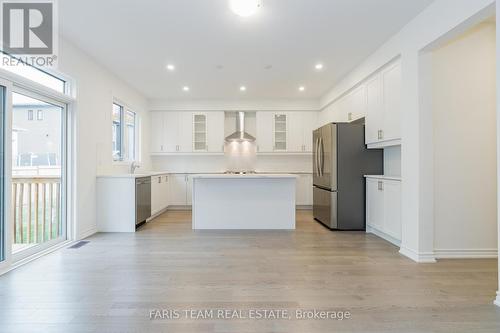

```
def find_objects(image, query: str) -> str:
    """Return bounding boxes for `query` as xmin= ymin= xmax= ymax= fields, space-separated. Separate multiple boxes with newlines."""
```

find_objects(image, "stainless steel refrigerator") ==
xmin=313 ymin=122 xmax=383 ymax=230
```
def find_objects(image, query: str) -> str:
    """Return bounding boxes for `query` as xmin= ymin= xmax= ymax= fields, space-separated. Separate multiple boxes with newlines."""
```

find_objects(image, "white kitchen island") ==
xmin=192 ymin=174 xmax=297 ymax=229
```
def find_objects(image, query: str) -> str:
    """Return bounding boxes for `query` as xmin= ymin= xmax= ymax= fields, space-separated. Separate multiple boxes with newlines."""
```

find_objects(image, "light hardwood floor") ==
xmin=0 ymin=210 xmax=499 ymax=333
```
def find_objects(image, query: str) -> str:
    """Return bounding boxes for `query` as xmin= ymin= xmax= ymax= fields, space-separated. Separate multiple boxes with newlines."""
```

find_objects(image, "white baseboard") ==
xmin=167 ymin=205 xmax=192 ymax=211
xmin=399 ymin=245 xmax=436 ymax=263
xmin=434 ymin=248 xmax=498 ymax=259
xmin=366 ymin=225 xmax=401 ymax=247
xmin=494 ymin=291 xmax=500 ymax=307
xmin=78 ymin=226 xmax=98 ymax=240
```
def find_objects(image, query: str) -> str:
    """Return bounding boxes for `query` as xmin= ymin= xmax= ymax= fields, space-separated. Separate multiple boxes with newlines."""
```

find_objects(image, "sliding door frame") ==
xmin=0 ymin=78 xmax=12 ymax=273
xmin=0 ymin=67 xmax=75 ymax=275
xmin=10 ymin=87 xmax=69 ymax=262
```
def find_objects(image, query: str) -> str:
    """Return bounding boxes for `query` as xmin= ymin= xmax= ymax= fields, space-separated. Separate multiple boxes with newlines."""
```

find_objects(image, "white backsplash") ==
xmin=151 ymin=154 xmax=313 ymax=174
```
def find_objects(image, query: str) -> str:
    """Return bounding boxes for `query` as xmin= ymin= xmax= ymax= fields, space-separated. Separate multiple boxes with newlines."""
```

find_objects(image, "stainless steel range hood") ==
xmin=225 ymin=111 xmax=256 ymax=142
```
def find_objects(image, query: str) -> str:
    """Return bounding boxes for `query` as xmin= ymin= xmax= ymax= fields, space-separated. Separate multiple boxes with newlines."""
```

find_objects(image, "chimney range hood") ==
xmin=225 ymin=111 xmax=256 ymax=142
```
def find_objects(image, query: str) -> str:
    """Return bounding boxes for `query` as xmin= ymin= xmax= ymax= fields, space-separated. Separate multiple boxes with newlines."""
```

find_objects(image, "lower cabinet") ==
xmin=296 ymin=174 xmax=313 ymax=206
xmin=151 ymin=174 xmax=169 ymax=216
xmin=366 ymin=177 xmax=401 ymax=246
xmin=169 ymin=174 xmax=190 ymax=206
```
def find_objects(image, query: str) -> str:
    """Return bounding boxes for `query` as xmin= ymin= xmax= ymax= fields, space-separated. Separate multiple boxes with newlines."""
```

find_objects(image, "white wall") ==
xmin=431 ymin=22 xmax=497 ymax=256
xmin=58 ymin=38 xmax=150 ymax=239
xmin=318 ymin=0 xmax=496 ymax=262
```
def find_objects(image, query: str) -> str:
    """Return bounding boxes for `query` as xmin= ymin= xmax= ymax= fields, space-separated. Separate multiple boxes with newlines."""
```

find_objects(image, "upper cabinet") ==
xmin=365 ymin=62 xmax=402 ymax=148
xmin=152 ymin=110 xmax=318 ymax=156
xmin=150 ymin=111 xmax=225 ymax=154
xmin=256 ymin=111 xmax=317 ymax=154
xmin=288 ymin=112 xmax=317 ymax=152
xmin=319 ymin=60 xmax=401 ymax=149
xmin=273 ymin=113 xmax=288 ymax=151
xmin=192 ymin=113 xmax=207 ymax=152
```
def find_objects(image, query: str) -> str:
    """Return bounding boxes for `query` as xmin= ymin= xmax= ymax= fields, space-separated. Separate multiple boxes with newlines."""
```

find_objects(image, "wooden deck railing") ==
xmin=12 ymin=176 xmax=61 ymax=244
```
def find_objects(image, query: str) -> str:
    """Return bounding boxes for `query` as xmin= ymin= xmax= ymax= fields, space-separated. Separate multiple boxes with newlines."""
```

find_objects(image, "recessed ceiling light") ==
xmin=299 ymin=86 xmax=306 ymax=92
xmin=315 ymin=63 xmax=324 ymax=71
xmin=240 ymin=86 xmax=247 ymax=92
xmin=166 ymin=64 xmax=175 ymax=71
xmin=230 ymin=0 xmax=262 ymax=17
xmin=183 ymin=86 xmax=190 ymax=92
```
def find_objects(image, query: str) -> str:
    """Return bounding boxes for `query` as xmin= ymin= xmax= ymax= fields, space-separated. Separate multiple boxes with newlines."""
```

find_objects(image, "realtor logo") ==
xmin=2 ymin=1 xmax=53 ymax=54
xmin=0 ymin=0 xmax=58 ymax=67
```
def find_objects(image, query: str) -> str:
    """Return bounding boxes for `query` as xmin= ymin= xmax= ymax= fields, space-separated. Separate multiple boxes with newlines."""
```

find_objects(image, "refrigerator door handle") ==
xmin=319 ymin=136 xmax=324 ymax=177
xmin=315 ymin=137 xmax=321 ymax=177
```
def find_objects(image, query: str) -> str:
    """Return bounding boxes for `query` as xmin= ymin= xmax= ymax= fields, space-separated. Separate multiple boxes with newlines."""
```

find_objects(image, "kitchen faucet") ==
xmin=130 ymin=161 xmax=140 ymax=174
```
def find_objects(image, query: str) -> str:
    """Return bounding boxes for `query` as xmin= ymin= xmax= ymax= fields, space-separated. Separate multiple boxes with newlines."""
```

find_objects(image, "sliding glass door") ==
xmin=11 ymin=91 xmax=67 ymax=257
xmin=0 ymin=84 xmax=5 ymax=263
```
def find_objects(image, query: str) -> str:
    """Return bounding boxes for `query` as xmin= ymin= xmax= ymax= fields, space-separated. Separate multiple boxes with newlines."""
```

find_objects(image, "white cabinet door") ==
xmin=177 ymin=112 xmax=193 ymax=153
xmin=169 ymin=174 xmax=187 ymax=205
xmin=207 ymin=112 xmax=225 ymax=153
xmin=163 ymin=112 xmax=179 ymax=153
xmin=335 ymin=96 xmax=349 ymax=122
xmin=382 ymin=63 xmax=401 ymax=141
xmin=296 ymin=174 xmax=313 ymax=205
xmin=151 ymin=175 xmax=162 ymax=215
xmin=288 ymin=112 xmax=303 ymax=152
xmin=383 ymin=180 xmax=401 ymax=240
xmin=192 ymin=113 xmax=208 ymax=152
xmin=162 ymin=174 xmax=170 ymax=209
xmin=186 ymin=175 xmax=193 ymax=205
xmin=347 ymin=85 xmax=367 ymax=122
xmin=287 ymin=112 xmax=316 ymax=153
xmin=365 ymin=75 xmax=383 ymax=144
xmin=150 ymin=112 xmax=164 ymax=153
xmin=273 ymin=113 xmax=288 ymax=151
xmin=366 ymin=178 xmax=384 ymax=230
xmin=256 ymin=112 xmax=274 ymax=153
xmin=302 ymin=112 xmax=316 ymax=152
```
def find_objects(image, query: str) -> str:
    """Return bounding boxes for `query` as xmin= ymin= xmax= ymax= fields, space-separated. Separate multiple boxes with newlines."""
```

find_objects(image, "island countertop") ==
xmin=192 ymin=173 xmax=297 ymax=179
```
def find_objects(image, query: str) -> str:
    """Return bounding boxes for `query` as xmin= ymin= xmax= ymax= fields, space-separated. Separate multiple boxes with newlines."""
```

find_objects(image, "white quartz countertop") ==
xmin=193 ymin=174 xmax=297 ymax=179
xmin=364 ymin=175 xmax=402 ymax=181
xmin=97 ymin=172 xmax=308 ymax=179
xmin=97 ymin=171 xmax=170 ymax=178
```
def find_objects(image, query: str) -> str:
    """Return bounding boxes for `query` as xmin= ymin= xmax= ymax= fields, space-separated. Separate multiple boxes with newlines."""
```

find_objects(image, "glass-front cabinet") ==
xmin=273 ymin=113 xmax=287 ymax=151
xmin=193 ymin=113 xmax=208 ymax=152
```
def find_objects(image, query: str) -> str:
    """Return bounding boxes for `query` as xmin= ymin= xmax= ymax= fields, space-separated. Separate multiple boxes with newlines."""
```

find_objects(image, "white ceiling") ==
xmin=59 ymin=0 xmax=434 ymax=101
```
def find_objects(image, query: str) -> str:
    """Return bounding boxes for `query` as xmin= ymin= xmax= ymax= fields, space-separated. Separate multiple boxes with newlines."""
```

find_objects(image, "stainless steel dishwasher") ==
xmin=135 ymin=177 xmax=151 ymax=228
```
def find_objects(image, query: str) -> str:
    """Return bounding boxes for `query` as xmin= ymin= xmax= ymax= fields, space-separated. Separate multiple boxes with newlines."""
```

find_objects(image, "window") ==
xmin=0 ymin=53 xmax=66 ymax=94
xmin=112 ymin=102 xmax=137 ymax=162
xmin=37 ymin=110 xmax=43 ymax=121
xmin=28 ymin=110 xmax=33 ymax=120
xmin=112 ymin=103 xmax=122 ymax=161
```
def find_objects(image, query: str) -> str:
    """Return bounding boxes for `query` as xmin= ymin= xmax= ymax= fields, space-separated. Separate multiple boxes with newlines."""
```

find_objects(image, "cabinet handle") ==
xmin=378 ymin=181 xmax=384 ymax=191
xmin=380 ymin=130 xmax=384 ymax=140
xmin=348 ymin=112 xmax=352 ymax=121
xmin=160 ymin=145 xmax=163 ymax=151
xmin=158 ymin=177 xmax=161 ymax=184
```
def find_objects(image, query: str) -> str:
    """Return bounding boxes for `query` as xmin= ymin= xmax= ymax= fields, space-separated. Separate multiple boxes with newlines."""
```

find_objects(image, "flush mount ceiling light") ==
xmin=315 ymin=63 xmax=324 ymax=71
xmin=230 ymin=0 xmax=262 ymax=17
xmin=299 ymin=86 xmax=305 ymax=92
xmin=183 ymin=86 xmax=190 ymax=92
xmin=166 ymin=64 xmax=175 ymax=71
xmin=240 ymin=86 xmax=247 ymax=92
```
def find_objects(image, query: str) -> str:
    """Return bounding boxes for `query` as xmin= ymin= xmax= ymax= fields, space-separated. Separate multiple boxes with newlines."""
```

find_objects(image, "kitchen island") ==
xmin=192 ymin=174 xmax=297 ymax=229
